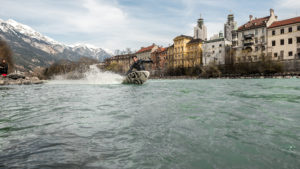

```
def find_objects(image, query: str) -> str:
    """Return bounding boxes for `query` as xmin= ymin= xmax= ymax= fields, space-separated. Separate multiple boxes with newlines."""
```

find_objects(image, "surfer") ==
xmin=0 ymin=59 xmax=8 ymax=77
xmin=126 ymin=55 xmax=153 ymax=75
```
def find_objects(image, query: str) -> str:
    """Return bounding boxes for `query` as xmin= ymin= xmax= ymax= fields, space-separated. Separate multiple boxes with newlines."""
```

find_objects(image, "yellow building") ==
xmin=167 ymin=35 xmax=203 ymax=69
xmin=186 ymin=39 xmax=203 ymax=67
xmin=166 ymin=44 xmax=174 ymax=69
xmin=173 ymin=35 xmax=193 ymax=68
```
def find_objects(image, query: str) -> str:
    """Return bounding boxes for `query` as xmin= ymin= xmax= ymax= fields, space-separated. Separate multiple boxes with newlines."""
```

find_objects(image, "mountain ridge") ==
xmin=0 ymin=19 xmax=112 ymax=72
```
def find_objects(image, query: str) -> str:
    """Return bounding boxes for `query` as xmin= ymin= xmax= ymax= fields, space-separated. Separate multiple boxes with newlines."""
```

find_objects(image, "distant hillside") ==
xmin=0 ymin=19 xmax=112 ymax=72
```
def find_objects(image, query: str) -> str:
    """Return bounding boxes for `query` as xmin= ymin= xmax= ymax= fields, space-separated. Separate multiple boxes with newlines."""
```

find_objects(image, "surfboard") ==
xmin=122 ymin=71 xmax=150 ymax=85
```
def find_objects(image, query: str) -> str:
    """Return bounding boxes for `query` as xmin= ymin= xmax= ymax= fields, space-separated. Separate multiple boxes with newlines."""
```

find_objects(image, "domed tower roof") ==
xmin=197 ymin=15 xmax=204 ymax=28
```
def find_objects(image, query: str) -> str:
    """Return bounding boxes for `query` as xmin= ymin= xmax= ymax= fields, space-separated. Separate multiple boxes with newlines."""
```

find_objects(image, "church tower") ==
xmin=224 ymin=14 xmax=237 ymax=41
xmin=194 ymin=16 xmax=207 ymax=40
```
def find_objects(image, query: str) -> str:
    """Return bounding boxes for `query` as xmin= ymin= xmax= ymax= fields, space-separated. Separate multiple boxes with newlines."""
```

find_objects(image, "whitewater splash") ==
xmin=47 ymin=65 xmax=124 ymax=85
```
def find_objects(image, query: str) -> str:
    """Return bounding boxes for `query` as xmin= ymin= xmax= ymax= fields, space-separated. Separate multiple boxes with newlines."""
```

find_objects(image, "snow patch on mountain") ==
xmin=0 ymin=18 xmax=112 ymax=62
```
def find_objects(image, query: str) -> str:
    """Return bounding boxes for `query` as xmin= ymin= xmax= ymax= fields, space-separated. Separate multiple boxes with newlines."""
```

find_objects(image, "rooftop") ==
xmin=136 ymin=44 xmax=156 ymax=54
xmin=238 ymin=16 xmax=270 ymax=31
xmin=204 ymin=38 xmax=225 ymax=43
xmin=174 ymin=35 xmax=193 ymax=40
xmin=187 ymin=38 xmax=204 ymax=45
xmin=269 ymin=16 xmax=300 ymax=28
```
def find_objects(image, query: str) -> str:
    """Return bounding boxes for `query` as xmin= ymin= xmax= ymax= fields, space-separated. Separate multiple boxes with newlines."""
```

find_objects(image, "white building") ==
xmin=267 ymin=16 xmax=300 ymax=60
xmin=202 ymin=14 xmax=236 ymax=66
xmin=194 ymin=17 xmax=207 ymax=41
xmin=234 ymin=9 xmax=277 ymax=63
xmin=202 ymin=33 xmax=231 ymax=66
xmin=136 ymin=44 xmax=159 ymax=60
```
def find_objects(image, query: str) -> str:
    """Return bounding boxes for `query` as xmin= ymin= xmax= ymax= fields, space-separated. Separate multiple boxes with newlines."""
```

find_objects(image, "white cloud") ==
xmin=276 ymin=0 xmax=300 ymax=9
xmin=3 ymin=0 xmax=298 ymax=51
xmin=65 ymin=0 xmax=128 ymax=32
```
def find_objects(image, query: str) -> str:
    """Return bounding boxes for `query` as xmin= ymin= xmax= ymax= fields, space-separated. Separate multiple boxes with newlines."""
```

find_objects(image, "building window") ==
xmin=261 ymin=36 xmax=265 ymax=43
xmin=297 ymin=37 xmax=300 ymax=43
xmin=280 ymin=39 xmax=284 ymax=45
xmin=288 ymin=38 xmax=293 ymax=44
xmin=281 ymin=29 xmax=284 ymax=34
xmin=255 ymin=47 xmax=258 ymax=51
xmin=289 ymin=27 xmax=293 ymax=32
xmin=274 ymin=53 xmax=278 ymax=57
xmin=298 ymin=25 xmax=300 ymax=31
xmin=272 ymin=30 xmax=276 ymax=36
xmin=212 ymin=45 xmax=215 ymax=48
xmin=213 ymin=51 xmax=215 ymax=54
xmin=219 ymin=50 xmax=222 ymax=53
xmin=219 ymin=44 xmax=222 ymax=47
xmin=272 ymin=40 xmax=276 ymax=46
xmin=262 ymin=28 xmax=265 ymax=33
xmin=255 ymin=38 xmax=258 ymax=43
xmin=255 ymin=29 xmax=258 ymax=35
xmin=289 ymin=51 xmax=293 ymax=56
xmin=262 ymin=46 xmax=266 ymax=51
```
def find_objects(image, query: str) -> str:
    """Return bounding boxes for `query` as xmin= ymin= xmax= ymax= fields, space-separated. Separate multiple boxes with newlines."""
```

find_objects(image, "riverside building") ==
xmin=167 ymin=16 xmax=207 ymax=70
xmin=105 ymin=54 xmax=134 ymax=73
xmin=136 ymin=43 xmax=159 ymax=71
xmin=172 ymin=35 xmax=193 ymax=68
xmin=136 ymin=44 xmax=159 ymax=60
xmin=202 ymin=32 xmax=232 ymax=66
xmin=202 ymin=14 xmax=237 ymax=66
xmin=234 ymin=9 xmax=277 ymax=63
xmin=267 ymin=16 xmax=300 ymax=60
xmin=151 ymin=47 xmax=167 ymax=76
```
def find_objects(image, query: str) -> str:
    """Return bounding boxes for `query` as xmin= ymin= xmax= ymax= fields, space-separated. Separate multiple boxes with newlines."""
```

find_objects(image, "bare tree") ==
xmin=126 ymin=48 xmax=132 ymax=54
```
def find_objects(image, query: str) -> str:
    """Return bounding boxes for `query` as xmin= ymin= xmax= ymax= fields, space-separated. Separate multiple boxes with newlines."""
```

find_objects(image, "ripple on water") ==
xmin=0 ymin=79 xmax=300 ymax=169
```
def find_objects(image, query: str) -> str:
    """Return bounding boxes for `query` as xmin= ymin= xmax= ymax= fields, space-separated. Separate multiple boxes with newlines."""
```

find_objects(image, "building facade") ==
xmin=136 ymin=44 xmax=159 ymax=60
xmin=234 ymin=9 xmax=277 ymax=63
xmin=136 ymin=44 xmax=159 ymax=71
xmin=105 ymin=54 xmax=134 ymax=73
xmin=186 ymin=39 xmax=203 ymax=67
xmin=166 ymin=44 xmax=174 ymax=70
xmin=267 ymin=16 xmax=300 ymax=60
xmin=151 ymin=47 xmax=167 ymax=76
xmin=172 ymin=35 xmax=193 ymax=68
xmin=202 ymin=33 xmax=232 ymax=66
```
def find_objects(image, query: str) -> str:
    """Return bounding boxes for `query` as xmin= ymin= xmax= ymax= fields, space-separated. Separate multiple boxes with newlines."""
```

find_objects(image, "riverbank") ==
xmin=0 ymin=74 xmax=43 ymax=85
xmin=150 ymin=73 xmax=300 ymax=80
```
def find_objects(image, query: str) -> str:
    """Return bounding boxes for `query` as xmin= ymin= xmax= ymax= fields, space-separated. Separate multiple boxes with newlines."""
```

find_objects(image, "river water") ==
xmin=1 ymin=76 xmax=300 ymax=168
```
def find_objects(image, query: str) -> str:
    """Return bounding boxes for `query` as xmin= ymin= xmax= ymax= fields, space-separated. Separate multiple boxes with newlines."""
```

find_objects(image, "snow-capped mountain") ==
xmin=0 ymin=19 xmax=111 ymax=71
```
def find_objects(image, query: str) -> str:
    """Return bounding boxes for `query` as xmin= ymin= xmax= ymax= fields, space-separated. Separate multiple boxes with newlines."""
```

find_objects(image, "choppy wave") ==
xmin=47 ymin=65 xmax=124 ymax=85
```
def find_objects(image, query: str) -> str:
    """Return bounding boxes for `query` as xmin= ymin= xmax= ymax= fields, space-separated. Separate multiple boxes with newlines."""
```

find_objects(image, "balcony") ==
xmin=243 ymin=42 xmax=254 ymax=46
xmin=244 ymin=34 xmax=254 ymax=40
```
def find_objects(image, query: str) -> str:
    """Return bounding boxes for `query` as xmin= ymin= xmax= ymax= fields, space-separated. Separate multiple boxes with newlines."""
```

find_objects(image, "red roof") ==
xmin=157 ymin=47 xmax=166 ymax=52
xmin=269 ymin=16 xmax=300 ymax=28
xmin=136 ymin=44 xmax=156 ymax=54
xmin=238 ymin=16 xmax=270 ymax=31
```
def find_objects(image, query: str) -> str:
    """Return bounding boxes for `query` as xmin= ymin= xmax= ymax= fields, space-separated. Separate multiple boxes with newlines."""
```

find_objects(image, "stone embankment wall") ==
xmin=0 ymin=74 xmax=43 ymax=85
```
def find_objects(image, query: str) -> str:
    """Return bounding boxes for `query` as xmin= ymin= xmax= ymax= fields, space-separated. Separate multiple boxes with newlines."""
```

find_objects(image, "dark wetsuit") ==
xmin=0 ymin=62 xmax=8 ymax=75
xmin=126 ymin=59 xmax=153 ymax=75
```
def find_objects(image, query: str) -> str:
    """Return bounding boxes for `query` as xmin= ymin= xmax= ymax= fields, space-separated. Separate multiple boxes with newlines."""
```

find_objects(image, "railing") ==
xmin=244 ymin=34 xmax=254 ymax=40
xmin=243 ymin=42 xmax=254 ymax=46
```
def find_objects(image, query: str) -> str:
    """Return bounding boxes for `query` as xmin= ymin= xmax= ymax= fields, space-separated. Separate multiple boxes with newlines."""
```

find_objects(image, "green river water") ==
xmin=0 ymin=79 xmax=299 ymax=169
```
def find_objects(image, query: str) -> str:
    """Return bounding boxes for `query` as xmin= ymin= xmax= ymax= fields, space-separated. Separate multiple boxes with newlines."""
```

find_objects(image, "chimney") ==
xmin=249 ymin=15 xmax=253 ymax=21
xmin=270 ymin=8 xmax=274 ymax=16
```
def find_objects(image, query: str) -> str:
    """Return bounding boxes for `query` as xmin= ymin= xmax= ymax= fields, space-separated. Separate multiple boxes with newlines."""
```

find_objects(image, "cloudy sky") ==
xmin=0 ymin=0 xmax=299 ymax=52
